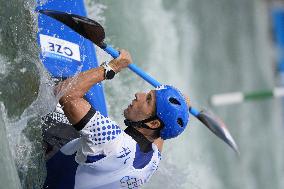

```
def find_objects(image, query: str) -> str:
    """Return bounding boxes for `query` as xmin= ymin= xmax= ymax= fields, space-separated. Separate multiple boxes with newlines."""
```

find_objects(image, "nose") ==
xmin=135 ymin=92 xmax=146 ymax=101
xmin=135 ymin=93 xmax=139 ymax=100
xmin=135 ymin=92 xmax=144 ymax=101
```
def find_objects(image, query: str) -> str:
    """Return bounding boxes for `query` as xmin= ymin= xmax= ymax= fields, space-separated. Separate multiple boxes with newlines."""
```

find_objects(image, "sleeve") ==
xmin=78 ymin=110 xmax=123 ymax=156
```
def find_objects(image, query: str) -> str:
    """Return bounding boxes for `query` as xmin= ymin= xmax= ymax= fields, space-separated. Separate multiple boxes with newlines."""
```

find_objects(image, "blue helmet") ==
xmin=155 ymin=85 xmax=189 ymax=140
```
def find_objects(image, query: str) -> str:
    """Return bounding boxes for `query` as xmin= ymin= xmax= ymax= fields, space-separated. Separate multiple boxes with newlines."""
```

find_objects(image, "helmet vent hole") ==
xmin=177 ymin=118 xmax=183 ymax=127
xmin=169 ymin=97 xmax=181 ymax=105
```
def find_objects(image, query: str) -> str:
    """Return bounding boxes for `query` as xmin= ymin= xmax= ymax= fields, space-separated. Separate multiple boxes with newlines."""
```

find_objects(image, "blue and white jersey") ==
xmin=44 ymin=110 xmax=161 ymax=189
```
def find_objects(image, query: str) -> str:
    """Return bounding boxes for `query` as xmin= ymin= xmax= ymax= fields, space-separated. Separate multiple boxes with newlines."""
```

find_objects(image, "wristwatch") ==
xmin=101 ymin=61 xmax=116 ymax=80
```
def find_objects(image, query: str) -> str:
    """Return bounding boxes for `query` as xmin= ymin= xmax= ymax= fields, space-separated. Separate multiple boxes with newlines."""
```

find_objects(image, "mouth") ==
xmin=124 ymin=103 xmax=133 ymax=117
xmin=127 ymin=95 xmax=137 ymax=109
xmin=128 ymin=102 xmax=133 ymax=108
xmin=127 ymin=99 xmax=136 ymax=109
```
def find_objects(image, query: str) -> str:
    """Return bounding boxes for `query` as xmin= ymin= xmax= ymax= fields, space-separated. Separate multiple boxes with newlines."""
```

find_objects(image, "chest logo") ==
xmin=117 ymin=147 xmax=131 ymax=164
xmin=120 ymin=176 xmax=144 ymax=189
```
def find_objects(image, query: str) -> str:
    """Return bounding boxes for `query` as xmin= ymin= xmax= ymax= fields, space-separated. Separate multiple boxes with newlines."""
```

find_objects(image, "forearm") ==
xmin=56 ymin=49 xmax=132 ymax=105
xmin=56 ymin=66 xmax=105 ymax=103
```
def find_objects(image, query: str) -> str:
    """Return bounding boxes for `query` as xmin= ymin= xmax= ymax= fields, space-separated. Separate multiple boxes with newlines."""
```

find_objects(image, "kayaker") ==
xmin=45 ymin=49 xmax=190 ymax=189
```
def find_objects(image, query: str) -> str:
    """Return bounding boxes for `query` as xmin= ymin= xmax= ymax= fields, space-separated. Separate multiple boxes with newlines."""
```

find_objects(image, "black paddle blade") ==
xmin=197 ymin=110 xmax=240 ymax=155
xmin=39 ymin=9 xmax=105 ymax=47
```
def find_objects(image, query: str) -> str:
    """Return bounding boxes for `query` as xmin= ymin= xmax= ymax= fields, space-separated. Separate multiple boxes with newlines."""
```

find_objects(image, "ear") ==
xmin=148 ymin=119 xmax=161 ymax=129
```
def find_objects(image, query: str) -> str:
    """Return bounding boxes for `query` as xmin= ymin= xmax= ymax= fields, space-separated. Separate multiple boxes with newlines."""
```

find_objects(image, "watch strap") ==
xmin=101 ymin=61 xmax=116 ymax=80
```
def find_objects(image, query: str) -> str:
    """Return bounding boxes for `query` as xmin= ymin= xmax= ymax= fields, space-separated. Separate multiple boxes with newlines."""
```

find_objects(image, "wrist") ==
xmin=101 ymin=61 xmax=116 ymax=80
xmin=109 ymin=59 xmax=121 ymax=73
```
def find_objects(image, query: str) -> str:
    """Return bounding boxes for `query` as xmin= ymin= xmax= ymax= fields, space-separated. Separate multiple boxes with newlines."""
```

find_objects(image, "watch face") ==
xmin=106 ymin=70 xmax=115 ymax=79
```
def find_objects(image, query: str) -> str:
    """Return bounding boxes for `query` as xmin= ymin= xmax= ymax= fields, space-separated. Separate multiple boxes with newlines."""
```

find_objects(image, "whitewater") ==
xmin=0 ymin=0 xmax=283 ymax=188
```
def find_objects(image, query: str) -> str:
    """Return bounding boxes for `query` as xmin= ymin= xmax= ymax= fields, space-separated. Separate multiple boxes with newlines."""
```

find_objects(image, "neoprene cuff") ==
xmin=73 ymin=108 xmax=96 ymax=131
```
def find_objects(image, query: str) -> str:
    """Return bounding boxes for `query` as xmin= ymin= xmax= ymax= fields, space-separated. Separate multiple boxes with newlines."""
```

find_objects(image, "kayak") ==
xmin=36 ymin=0 xmax=107 ymax=114
xmin=37 ymin=0 xmax=107 ymax=153
xmin=36 ymin=0 xmax=107 ymax=188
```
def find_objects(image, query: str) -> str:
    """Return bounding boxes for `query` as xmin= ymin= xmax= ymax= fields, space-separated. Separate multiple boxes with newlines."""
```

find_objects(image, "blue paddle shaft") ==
xmin=103 ymin=44 xmax=200 ymax=116
xmin=189 ymin=107 xmax=200 ymax=117
xmin=104 ymin=45 xmax=161 ymax=87
xmin=104 ymin=45 xmax=120 ymax=58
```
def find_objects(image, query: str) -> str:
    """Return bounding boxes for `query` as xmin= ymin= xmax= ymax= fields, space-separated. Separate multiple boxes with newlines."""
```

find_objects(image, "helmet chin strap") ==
xmin=124 ymin=116 xmax=162 ymax=130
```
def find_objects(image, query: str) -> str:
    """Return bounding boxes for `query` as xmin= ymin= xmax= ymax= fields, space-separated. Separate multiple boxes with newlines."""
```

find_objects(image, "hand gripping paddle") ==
xmin=38 ymin=9 xmax=239 ymax=154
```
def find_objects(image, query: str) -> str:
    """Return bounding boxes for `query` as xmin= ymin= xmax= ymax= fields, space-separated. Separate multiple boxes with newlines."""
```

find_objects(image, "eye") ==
xmin=146 ymin=94 xmax=151 ymax=102
xmin=146 ymin=93 xmax=152 ymax=103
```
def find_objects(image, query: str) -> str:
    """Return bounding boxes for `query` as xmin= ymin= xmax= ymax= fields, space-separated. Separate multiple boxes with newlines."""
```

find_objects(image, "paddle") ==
xmin=210 ymin=87 xmax=284 ymax=106
xmin=38 ymin=9 xmax=239 ymax=154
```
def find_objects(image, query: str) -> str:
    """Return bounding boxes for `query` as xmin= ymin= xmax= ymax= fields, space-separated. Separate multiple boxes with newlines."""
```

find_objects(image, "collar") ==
xmin=124 ymin=127 xmax=153 ymax=153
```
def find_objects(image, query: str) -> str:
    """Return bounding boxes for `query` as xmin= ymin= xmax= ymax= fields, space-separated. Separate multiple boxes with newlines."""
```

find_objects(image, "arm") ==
xmin=56 ymin=50 xmax=132 ymax=126
xmin=56 ymin=49 xmax=132 ymax=106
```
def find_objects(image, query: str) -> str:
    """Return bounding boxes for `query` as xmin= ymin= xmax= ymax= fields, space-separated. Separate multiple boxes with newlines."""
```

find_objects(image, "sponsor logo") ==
xmin=42 ymin=111 xmax=70 ymax=125
xmin=117 ymin=147 xmax=131 ymax=164
xmin=39 ymin=34 xmax=81 ymax=62
xmin=120 ymin=176 xmax=144 ymax=189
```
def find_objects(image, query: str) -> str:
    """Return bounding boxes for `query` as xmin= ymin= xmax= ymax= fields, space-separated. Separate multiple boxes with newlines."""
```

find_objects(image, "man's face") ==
xmin=124 ymin=90 xmax=156 ymax=121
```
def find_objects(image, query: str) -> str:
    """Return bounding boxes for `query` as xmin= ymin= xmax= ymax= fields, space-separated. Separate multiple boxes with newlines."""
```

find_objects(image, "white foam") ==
xmin=0 ymin=55 xmax=9 ymax=76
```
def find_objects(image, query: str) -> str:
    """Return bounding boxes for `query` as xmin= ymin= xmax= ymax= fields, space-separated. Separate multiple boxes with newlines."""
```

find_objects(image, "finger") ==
xmin=116 ymin=48 xmax=124 ymax=58
xmin=118 ymin=48 xmax=125 ymax=53
xmin=119 ymin=50 xmax=127 ymax=58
